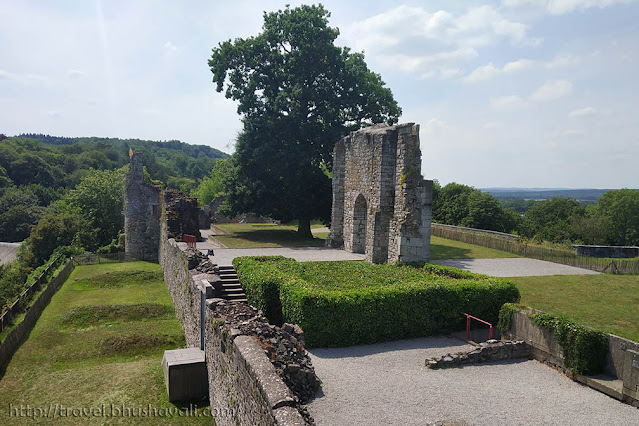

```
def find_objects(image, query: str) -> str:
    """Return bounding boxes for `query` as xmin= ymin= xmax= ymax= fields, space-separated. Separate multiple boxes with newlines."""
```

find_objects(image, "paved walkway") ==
xmin=207 ymin=247 xmax=364 ymax=266
xmin=432 ymin=258 xmax=599 ymax=277
xmin=0 ymin=242 xmax=20 ymax=265
xmin=191 ymin=229 xmax=598 ymax=276
xmin=306 ymin=337 xmax=639 ymax=426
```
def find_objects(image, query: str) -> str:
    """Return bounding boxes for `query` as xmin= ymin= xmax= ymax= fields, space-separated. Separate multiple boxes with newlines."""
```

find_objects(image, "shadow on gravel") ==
xmin=308 ymin=336 xmax=469 ymax=359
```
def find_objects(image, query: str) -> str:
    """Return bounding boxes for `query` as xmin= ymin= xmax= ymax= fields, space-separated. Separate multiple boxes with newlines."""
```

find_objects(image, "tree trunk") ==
xmin=297 ymin=218 xmax=313 ymax=238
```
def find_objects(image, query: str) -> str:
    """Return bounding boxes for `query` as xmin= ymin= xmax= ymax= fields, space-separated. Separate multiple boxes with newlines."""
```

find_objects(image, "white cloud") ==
xmin=490 ymin=95 xmax=526 ymax=109
xmin=47 ymin=110 xmax=60 ymax=117
xmin=0 ymin=69 xmax=49 ymax=86
xmin=502 ymin=0 xmax=633 ymax=15
xmin=483 ymin=121 xmax=503 ymax=129
xmin=164 ymin=41 xmax=179 ymax=52
xmin=67 ymin=69 xmax=86 ymax=79
xmin=569 ymin=107 xmax=598 ymax=117
xmin=464 ymin=59 xmax=534 ymax=82
xmin=562 ymin=129 xmax=583 ymax=135
xmin=544 ymin=53 xmax=581 ymax=68
xmin=343 ymin=5 xmax=534 ymax=75
xmin=422 ymin=118 xmax=451 ymax=135
xmin=530 ymin=80 xmax=573 ymax=101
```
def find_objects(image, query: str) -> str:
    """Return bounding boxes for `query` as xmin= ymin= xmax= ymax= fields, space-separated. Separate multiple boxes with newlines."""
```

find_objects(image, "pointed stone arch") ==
xmin=352 ymin=194 xmax=367 ymax=254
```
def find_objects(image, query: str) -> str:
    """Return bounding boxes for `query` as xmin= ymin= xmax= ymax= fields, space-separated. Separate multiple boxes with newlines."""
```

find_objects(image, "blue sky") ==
xmin=1 ymin=0 xmax=637 ymax=188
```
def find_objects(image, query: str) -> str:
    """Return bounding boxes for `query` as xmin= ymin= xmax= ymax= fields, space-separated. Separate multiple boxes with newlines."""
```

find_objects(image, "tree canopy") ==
xmin=209 ymin=4 xmax=401 ymax=235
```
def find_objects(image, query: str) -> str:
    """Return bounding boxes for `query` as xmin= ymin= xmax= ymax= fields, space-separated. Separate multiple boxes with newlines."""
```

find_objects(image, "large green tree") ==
xmin=64 ymin=168 xmax=125 ymax=248
xmin=590 ymin=189 xmax=639 ymax=246
xmin=520 ymin=197 xmax=585 ymax=243
xmin=432 ymin=182 xmax=519 ymax=233
xmin=209 ymin=4 xmax=401 ymax=236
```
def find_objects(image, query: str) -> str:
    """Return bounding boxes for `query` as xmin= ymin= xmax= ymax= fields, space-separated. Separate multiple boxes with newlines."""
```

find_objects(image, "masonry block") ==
xmin=162 ymin=348 xmax=208 ymax=402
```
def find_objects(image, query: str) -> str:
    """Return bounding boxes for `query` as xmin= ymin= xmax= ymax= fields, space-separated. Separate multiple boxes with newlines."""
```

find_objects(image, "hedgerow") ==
xmin=497 ymin=304 xmax=609 ymax=376
xmin=234 ymin=257 xmax=520 ymax=348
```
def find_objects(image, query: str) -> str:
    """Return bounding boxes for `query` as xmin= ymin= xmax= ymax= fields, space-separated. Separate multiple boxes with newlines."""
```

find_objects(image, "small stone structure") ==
xmin=124 ymin=153 xmax=161 ymax=261
xmin=162 ymin=348 xmax=208 ymax=402
xmin=425 ymin=340 xmax=530 ymax=369
xmin=326 ymin=123 xmax=433 ymax=263
xmin=572 ymin=245 xmax=639 ymax=258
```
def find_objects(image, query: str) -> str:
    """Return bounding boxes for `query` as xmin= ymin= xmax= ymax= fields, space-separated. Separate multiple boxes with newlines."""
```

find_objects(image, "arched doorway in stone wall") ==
xmin=352 ymin=194 xmax=367 ymax=254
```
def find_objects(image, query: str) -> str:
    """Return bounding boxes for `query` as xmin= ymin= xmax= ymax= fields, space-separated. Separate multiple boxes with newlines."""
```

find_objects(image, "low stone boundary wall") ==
xmin=425 ymin=340 xmax=530 ymax=369
xmin=159 ymin=233 xmax=315 ymax=425
xmin=0 ymin=259 xmax=74 ymax=375
xmin=504 ymin=309 xmax=639 ymax=406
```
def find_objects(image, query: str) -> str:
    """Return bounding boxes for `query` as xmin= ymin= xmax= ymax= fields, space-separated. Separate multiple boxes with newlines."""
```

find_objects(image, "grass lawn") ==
xmin=429 ymin=236 xmax=520 ymax=260
xmin=0 ymin=262 xmax=212 ymax=425
xmin=214 ymin=223 xmax=326 ymax=248
xmin=510 ymin=274 xmax=639 ymax=342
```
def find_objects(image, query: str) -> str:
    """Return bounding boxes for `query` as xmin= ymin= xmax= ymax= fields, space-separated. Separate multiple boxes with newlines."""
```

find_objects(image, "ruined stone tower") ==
xmin=326 ymin=123 xmax=433 ymax=264
xmin=124 ymin=152 xmax=161 ymax=261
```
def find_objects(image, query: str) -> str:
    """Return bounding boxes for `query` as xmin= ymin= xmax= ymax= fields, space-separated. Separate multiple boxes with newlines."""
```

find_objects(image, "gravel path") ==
xmin=432 ymin=258 xmax=599 ymax=277
xmin=206 ymin=247 xmax=365 ymax=266
xmin=0 ymin=242 xmax=20 ymax=265
xmin=306 ymin=337 xmax=639 ymax=426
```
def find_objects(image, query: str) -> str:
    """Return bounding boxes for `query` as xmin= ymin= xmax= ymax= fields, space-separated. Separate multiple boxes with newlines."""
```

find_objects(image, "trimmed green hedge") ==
xmin=233 ymin=257 xmax=520 ymax=348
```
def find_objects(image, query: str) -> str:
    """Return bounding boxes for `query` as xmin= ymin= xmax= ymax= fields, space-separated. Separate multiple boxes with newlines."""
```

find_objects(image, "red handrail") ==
xmin=460 ymin=311 xmax=494 ymax=341
xmin=184 ymin=234 xmax=197 ymax=248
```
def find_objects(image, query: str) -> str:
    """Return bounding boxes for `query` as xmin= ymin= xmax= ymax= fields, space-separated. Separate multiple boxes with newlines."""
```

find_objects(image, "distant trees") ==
xmin=434 ymin=187 xmax=639 ymax=247
xmin=589 ymin=189 xmax=639 ymax=246
xmin=433 ymin=182 xmax=519 ymax=233
xmin=519 ymin=197 xmax=585 ymax=243
xmin=0 ymin=135 xmax=229 ymax=243
xmin=191 ymin=158 xmax=234 ymax=206
xmin=209 ymin=4 xmax=401 ymax=236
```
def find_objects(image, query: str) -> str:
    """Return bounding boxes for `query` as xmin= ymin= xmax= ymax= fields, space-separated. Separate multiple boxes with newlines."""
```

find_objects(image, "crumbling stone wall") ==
xmin=164 ymin=190 xmax=203 ymax=241
xmin=124 ymin=153 xmax=161 ymax=261
xmin=159 ymin=225 xmax=316 ymax=424
xmin=326 ymin=123 xmax=433 ymax=263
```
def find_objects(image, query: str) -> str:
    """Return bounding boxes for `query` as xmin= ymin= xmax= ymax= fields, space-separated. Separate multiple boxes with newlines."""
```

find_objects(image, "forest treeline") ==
xmin=433 ymin=181 xmax=639 ymax=247
xmin=0 ymin=133 xmax=227 ymax=312
xmin=0 ymin=134 xmax=228 ymax=242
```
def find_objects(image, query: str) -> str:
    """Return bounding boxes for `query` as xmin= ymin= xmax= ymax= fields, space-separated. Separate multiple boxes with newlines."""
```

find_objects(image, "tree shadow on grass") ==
xmin=227 ymin=229 xmax=325 ymax=247
xmin=429 ymin=243 xmax=473 ymax=260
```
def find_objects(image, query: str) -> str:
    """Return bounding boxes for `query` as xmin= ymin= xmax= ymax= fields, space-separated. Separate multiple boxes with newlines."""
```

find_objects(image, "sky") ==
xmin=1 ymin=0 xmax=638 ymax=188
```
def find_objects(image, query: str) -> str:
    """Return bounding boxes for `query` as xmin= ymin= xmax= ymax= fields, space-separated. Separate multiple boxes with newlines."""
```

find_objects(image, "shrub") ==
xmin=497 ymin=304 xmax=609 ymax=376
xmin=235 ymin=257 xmax=520 ymax=347
xmin=533 ymin=313 xmax=608 ymax=375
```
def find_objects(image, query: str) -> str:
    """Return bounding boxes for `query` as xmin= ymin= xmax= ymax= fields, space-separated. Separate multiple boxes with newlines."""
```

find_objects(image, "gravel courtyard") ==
xmin=306 ymin=337 xmax=639 ymax=426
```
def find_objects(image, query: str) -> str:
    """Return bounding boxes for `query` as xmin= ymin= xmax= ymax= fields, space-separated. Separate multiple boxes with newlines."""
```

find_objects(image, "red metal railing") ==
xmin=460 ymin=312 xmax=494 ymax=341
xmin=184 ymin=234 xmax=197 ymax=249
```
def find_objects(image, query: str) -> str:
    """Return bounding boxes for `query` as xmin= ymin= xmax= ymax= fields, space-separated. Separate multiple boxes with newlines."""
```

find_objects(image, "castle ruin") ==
xmin=124 ymin=152 xmax=161 ymax=261
xmin=326 ymin=123 xmax=433 ymax=263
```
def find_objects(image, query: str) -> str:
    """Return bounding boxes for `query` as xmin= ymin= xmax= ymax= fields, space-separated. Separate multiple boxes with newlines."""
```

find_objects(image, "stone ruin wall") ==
xmin=326 ymin=123 xmax=432 ymax=264
xmin=124 ymin=153 xmax=161 ymax=261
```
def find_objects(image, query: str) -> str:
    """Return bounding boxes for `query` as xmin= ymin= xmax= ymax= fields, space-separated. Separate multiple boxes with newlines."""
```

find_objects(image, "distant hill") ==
xmin=481 ymin=188 xmax=620 ymax=202
xmin=0 ymin=134 xmax=229 ymax=242
xmin=16 ymin=133 xmax=228 ymax=162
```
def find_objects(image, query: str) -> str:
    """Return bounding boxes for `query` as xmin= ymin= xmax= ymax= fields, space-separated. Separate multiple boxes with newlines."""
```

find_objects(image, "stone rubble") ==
xmin=425 ymin=339 xmax=531 ymax=369
xmin=184 ymin=247 xmax=217 ymax=273
xmin=207 ymin=299 xmax=320 ymax=404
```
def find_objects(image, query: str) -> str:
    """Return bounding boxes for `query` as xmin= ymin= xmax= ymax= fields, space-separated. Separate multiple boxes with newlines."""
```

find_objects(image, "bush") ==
xmin=234 ymin=257 xmax=520 ymax=348
xmin=497 ymin=304 xmax=609 ymax=376
xmin=533 ymin=313 xmax=608 ymax=375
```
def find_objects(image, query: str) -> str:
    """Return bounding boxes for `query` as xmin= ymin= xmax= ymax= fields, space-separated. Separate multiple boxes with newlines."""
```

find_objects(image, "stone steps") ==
xmin=213 ymin=266 xmax=247 ymax=303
